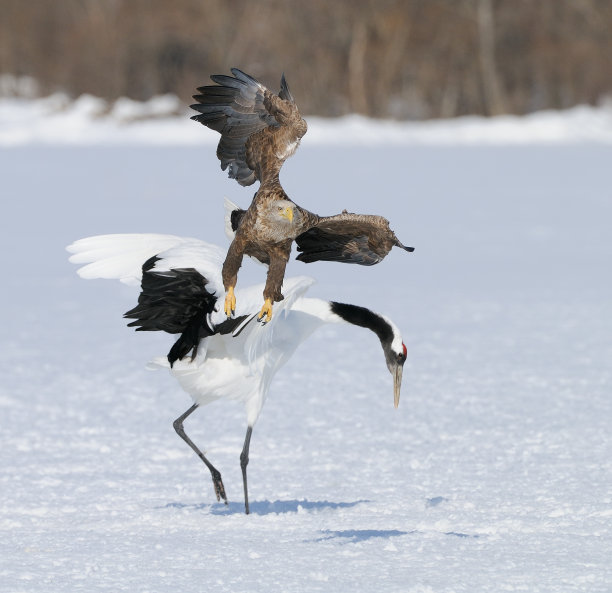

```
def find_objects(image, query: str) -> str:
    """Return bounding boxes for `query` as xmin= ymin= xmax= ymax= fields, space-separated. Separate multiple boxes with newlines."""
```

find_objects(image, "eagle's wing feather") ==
xmin=191 ymin=68 xmax=307 ymax=187
xmin=295 ymin=213 xmax=414 ymax=266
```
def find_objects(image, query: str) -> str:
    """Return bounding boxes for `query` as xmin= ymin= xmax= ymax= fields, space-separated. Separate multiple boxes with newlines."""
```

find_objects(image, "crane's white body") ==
xmin=160 ymin=296 xmax=340 ymax=425
xmin=68 ymin=234 xmax=347 ymax=426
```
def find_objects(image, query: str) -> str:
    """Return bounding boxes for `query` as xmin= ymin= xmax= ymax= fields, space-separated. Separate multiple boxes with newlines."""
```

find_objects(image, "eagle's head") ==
xmin=259 ymin=198 xmax=302 ymax=242
xmin=266 ymin=199 xmax=298 ymax=228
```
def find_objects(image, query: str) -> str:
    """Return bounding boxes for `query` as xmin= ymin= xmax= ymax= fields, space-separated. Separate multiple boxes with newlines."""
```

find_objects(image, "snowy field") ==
xmin=1 ymin=96 xmax=612 ymax=592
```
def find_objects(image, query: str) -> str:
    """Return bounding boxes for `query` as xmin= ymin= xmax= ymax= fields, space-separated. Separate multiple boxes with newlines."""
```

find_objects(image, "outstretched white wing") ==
xmin=67 ymin=233 xmax=225 ymax=295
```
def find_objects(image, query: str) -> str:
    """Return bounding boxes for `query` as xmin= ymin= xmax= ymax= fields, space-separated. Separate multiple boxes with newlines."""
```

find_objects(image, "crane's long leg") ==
xmin=173 ymin=404 xmax=227 ymax=505
xmin=240 ymin=426 xmax=253 ymax=514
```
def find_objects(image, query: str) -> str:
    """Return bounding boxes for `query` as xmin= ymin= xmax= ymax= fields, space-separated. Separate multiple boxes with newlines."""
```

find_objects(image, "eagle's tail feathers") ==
xmin=224 ymin=197 xmax=243 ymax=240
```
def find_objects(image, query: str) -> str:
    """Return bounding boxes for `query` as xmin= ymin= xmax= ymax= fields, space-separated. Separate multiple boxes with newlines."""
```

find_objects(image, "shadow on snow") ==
xmin=160 ymin=498 xmax=369 ymax=516
xmin=158 ymin=500 xmax=481 ymax=540
xmin=310 ymin=529 xmax=480 ymax=543
xmin=313 ymin=529 xmax=412 ymax=543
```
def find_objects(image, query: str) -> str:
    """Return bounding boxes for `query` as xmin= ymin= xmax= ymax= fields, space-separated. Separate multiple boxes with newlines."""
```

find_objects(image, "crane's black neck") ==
xmin=329 ymin=301 xmax=393 ymax=347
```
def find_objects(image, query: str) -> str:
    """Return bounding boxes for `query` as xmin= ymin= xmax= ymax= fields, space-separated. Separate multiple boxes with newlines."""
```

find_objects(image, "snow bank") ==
xmin=2 ymin=91 xmax=612 ymax=146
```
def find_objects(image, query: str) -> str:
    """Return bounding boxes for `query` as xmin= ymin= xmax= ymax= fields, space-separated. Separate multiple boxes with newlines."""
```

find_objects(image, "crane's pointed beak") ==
xmin=393 ymin=364 xmax=403 ymax=408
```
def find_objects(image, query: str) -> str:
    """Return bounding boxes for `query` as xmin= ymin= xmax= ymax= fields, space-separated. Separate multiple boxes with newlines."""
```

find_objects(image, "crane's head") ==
xmin=329 ymin=302 xmax=407 ymax=408
xmin=382 ymin=331 xmax=407 ymax=409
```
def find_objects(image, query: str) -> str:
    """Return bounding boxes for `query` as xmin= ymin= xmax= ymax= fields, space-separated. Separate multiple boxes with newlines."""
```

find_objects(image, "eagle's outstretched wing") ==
xmin=191 ymin=68 xmax=307 ymax=187
xmin=295 ymin=212 xmax=414 ymax=266
xmin=223 ymin=200 xmax=414 ymax=266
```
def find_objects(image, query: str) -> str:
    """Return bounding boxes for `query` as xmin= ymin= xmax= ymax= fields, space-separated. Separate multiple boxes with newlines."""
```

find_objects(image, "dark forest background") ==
xmin=1 ymin=0 xmax=611 ymax=119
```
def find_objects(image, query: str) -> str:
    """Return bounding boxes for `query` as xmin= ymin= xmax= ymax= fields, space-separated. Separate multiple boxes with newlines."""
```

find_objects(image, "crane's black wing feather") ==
xmin=124 ymin=256 xmax=219 ymax=367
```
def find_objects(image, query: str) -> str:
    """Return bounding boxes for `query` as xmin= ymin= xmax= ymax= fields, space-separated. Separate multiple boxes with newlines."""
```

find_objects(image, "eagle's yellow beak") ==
xmin=281 ymin=207 xmax=294 ymax=223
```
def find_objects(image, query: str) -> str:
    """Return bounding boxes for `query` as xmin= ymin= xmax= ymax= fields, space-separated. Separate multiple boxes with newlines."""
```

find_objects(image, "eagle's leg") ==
xmin=173 ymin=404 xmax=227 ymax=505
xmin=256 ymin=299 xmax=274 ymax=324
xmin=257 ymin=252 xmax=289 ymax=324
xmin=224 ymin=286 xmax=236 ymax=318
xmin=222 ymin=239 xmax=244 ymax=318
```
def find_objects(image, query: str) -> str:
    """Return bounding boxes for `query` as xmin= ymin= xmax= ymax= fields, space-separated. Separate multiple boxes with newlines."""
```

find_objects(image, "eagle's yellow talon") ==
xmin=224 ymin=287 xmax=236 ymax=318
xmin=257 ymin=299 xmax=273 ymax=324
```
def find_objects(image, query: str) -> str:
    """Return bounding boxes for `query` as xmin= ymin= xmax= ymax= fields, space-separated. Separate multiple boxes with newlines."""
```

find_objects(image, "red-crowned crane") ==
xmin=67 ymin=234 xmax=407 ymax=514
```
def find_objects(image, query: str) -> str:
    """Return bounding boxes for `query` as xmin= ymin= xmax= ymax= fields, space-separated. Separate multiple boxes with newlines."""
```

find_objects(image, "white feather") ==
xmin=67 ymin=234 xmax=225 ymax=294
xmin=244 ymin=276 xmax=315 ymax=372
xmin=224 ymin=196 xmax=241 ymax=241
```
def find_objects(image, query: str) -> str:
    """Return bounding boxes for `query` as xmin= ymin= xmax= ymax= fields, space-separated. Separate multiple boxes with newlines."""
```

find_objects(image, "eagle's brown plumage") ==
xmin=191 ymin=68 xmax=305 ymax=188
xmin=191 ymin=68 xmax=413 ymax=322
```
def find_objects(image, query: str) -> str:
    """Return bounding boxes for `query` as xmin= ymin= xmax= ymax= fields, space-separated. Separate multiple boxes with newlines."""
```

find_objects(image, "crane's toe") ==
xmin=211 ymin=469 xmax=227 ymax=504
xmin=257 ymin=299 xmax=273 ymax=325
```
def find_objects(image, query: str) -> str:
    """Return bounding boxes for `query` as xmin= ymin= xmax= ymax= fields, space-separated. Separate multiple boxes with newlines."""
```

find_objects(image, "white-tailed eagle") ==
xmin=191 ymin=68 xmax=413 ymax=322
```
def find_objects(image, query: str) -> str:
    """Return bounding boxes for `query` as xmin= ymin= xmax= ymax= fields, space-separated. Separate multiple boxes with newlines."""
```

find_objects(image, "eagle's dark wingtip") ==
xmin=395 ymin=238 xmax=415 ymax=253
xmin=279 ymin=72 xmax=294 ymax=102
xmin=230 ymin=66 xmax=248 ymax=79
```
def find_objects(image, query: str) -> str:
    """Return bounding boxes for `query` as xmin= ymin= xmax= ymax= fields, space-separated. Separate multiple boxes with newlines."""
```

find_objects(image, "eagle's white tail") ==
xmin=224 ymin=197 xmax=241 ymax=241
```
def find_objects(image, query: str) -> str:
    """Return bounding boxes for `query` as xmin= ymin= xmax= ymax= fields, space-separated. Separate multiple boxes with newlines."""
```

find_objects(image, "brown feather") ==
xmin=295 ymin=212 xmax=414 ymax=265
xmin=192 ymin=69 xmax=413 ymax=308
xmin=191 ymin=68 xmax=307 ymax=187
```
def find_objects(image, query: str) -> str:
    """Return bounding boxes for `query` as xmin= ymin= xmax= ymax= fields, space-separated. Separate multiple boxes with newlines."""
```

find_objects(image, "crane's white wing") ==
xmin=244 ymin=275 xmax=316 ymax=372
xmin=67 ymin=233 xmax=225 ymax=294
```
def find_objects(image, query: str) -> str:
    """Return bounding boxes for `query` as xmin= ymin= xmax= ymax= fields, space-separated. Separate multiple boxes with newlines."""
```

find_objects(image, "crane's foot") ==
xmin=224 ymin=287 xmax=236 ymax=318
xmin=256 ymin=299 xmax=273 ymax=325
xmin=211 ymin=468 xmax=228 ymax=505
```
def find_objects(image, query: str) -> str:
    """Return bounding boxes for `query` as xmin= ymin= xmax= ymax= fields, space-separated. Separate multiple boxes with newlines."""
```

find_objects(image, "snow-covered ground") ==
xmin=1 ymin=96 xmax=611 ymax=592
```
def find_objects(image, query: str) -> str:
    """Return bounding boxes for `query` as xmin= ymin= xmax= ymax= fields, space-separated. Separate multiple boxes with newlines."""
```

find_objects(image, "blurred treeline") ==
xmin=1 ymin=0 xmax=611 ymax=119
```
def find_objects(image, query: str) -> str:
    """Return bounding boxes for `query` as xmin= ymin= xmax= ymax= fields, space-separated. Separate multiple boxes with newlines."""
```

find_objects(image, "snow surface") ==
xmin=1 ymin=98 xmax=612 ymax=592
